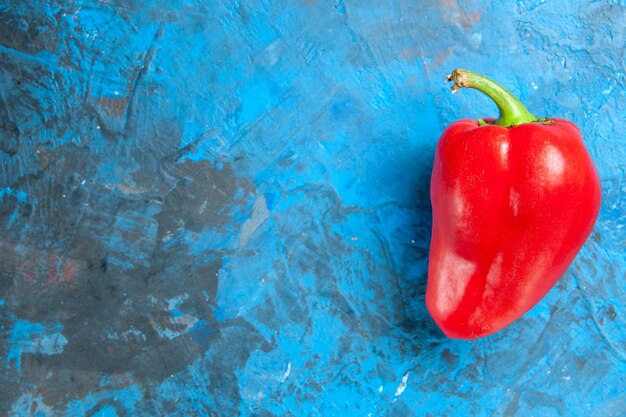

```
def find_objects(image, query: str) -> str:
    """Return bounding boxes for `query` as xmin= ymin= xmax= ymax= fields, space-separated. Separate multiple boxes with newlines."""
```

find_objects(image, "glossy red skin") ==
xmin=427 ymin=118 xmax=601 ymax=339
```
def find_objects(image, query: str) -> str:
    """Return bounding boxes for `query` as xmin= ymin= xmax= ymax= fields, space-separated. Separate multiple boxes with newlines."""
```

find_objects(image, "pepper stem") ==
xmin=447 ymin=69 xmax=537 ymax=127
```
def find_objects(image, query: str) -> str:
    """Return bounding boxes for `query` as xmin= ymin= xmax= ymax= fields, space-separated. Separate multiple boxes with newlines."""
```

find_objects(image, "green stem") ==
xmin=447 ymin=69 xmax=537 ymax=127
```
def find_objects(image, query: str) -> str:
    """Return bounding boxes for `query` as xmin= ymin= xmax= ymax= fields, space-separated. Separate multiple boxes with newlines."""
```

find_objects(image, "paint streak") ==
xmin=394 ymin=372 xmax=410 ymax=398
xmin=1 ymin=243 xmax=80 ymax=288
xmin=6 ymin=320 xmax=68 ymax=369
xmin=60 ymin=259 xmax=75 ymax=286
xmin=239 ymin=195 xmax=270 ymax=247
xmin=149 ymin=294 xmax=200 ymax=340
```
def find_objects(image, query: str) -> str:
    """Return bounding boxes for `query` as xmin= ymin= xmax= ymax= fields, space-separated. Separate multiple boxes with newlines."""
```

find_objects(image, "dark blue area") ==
xmin=0 ymin=1 xmax=625 ymax=416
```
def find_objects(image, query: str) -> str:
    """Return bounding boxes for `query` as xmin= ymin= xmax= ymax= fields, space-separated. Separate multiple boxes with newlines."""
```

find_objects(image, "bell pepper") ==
xmin=426 ymin=69 xmax=601 ymax=339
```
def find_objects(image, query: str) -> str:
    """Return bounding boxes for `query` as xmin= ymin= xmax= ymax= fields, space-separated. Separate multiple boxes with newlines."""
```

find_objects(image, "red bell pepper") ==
xmin=427 ymin=69 xmax=601 ymax=339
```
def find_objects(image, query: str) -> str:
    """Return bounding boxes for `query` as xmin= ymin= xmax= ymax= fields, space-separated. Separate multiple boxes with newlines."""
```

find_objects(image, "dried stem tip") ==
xmin=445 ymin=68 xmax=537 ymax=127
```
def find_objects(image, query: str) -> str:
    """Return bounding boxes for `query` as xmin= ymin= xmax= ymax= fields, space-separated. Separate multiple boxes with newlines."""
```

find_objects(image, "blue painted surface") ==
xmin=0 ymin=0 xmax=625 ymax=416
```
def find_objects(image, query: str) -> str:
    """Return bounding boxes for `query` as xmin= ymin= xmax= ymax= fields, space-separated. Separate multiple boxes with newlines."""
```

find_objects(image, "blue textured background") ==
xmin=1 ymin=1 xmax=625 ymax=416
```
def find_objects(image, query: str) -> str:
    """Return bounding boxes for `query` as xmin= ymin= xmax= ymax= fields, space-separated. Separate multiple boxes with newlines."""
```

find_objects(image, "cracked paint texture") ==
xmin=1 ymin=0 xmax=625 ymax=416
